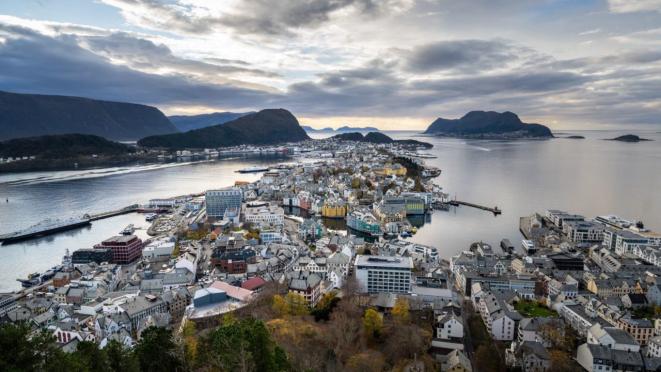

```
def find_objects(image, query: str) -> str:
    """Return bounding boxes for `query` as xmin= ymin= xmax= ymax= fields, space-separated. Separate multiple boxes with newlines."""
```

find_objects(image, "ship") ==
xmin=0 ymin=216 xmax=91 ymax=244
xmin=236 ymin=165 xmax=270 ymax=173
xmin=121 ymin=224 xmax=135 ymax=235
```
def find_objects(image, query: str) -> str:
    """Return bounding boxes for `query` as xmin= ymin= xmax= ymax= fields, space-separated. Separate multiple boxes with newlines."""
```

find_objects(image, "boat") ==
xmin=17 ymin=278 xmax=40 ymax=288
xmin=0 ymin=217 xmax=91 ymax=244
xmin=400 ymin=232 xmax=412 ymax=238
xmin=145 ymin=213 xmax=158 ymax=221
xmin=121 ymin=224 xmax=135 ymax=235
xmin=237 ymin=166 xmax=269 ymax=173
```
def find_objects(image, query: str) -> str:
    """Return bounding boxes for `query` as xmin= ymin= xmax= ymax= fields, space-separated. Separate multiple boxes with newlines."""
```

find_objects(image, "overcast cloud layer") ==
xmin=0 ymin=0 xmax=660 ymax=130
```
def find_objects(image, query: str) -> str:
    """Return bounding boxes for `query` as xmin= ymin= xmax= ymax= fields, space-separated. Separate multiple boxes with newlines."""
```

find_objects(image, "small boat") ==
xmin=121 ymin=224 xmax=135 ymax=235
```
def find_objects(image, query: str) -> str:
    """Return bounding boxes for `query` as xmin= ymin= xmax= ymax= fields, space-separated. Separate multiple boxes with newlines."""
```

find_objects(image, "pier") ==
xmin=448 ymin=200 xmax=502 ymax=214
xmin=88 ymin=205 xmax=139 ymax=221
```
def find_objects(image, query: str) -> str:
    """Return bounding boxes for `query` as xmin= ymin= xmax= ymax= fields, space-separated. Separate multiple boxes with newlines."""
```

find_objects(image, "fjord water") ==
xmin=0 ymin=131 xmax=659 ymax=291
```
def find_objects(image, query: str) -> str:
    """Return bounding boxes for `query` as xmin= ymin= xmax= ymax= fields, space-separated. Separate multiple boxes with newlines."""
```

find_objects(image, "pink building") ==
xmin=94 ymin=235 xmax=142 ymax=264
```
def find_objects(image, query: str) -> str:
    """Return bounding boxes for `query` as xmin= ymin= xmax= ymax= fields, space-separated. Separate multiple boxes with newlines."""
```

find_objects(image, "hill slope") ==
xmin=336 ymin=126 xmax=379 ymax=132
xmin=0 ymin=91 xmax=179 ymax=141
xmin=138 ymin=109 xmax=310 ymax=149
xmin=0 ymin=134 xmax=135 ymax=159
xmin=168 ymin=112 xmax=255 ymax=132
xmin=425 ymin=111 xmax=553 ymax=138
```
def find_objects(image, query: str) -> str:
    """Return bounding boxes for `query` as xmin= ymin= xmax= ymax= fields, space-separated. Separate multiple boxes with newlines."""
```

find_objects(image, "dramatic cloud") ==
xmin=0 ymin=1 xmax=660 ymax=129
xmin=404 ymin=40 xmax=528 ymax=73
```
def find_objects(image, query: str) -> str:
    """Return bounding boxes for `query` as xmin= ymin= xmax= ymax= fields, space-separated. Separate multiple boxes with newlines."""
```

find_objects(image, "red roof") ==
xmin=241 ymin=277 xmax=266 ymax=291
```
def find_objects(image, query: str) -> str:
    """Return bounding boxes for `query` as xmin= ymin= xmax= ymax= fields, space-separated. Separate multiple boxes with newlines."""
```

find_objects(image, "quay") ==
xmin=88 ymin=205 xmax=138 ymax=221
xmin=447 ymin=200 xmax=502 ymax=214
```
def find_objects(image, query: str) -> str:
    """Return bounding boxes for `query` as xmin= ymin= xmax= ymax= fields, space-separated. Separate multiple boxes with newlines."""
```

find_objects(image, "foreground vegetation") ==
xmin=0 ymin=278 xmax=435 ymax=372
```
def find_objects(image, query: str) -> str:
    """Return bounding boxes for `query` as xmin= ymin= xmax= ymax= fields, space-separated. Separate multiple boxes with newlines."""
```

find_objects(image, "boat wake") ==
xmin=434 ymin=141 xmax=492 ymax=152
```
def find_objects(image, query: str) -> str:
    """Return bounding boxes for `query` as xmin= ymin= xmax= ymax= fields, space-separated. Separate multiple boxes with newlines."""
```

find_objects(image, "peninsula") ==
xmin=424 ymin=111 xmax=553 ymax=139
xmin=168 ymin=111 xmax=255 ymax=132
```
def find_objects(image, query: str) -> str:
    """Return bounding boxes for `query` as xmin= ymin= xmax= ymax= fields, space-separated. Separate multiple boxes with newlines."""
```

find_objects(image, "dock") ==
xmin=449 ymin=200 xmax=502 ymax=214
xmin=88 ymin=205 xmax=139 ymax=221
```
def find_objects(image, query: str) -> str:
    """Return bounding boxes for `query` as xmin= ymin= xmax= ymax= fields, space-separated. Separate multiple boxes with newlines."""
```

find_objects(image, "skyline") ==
xmin=0 ymin=0 xmax=660 ymax=130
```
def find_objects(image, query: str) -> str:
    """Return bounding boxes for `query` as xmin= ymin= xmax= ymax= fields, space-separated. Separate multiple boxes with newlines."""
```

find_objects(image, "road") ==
xmin=458 ymin=291 xmax=477 ymax=368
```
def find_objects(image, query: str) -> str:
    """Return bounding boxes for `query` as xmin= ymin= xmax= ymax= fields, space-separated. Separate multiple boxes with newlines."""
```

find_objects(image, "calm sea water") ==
xmin=0 ymin=130 xmax=659 ymax=291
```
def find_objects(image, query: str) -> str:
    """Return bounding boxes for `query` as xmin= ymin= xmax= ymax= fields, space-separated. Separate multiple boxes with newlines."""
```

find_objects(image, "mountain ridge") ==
xmin=168 ymin=112 xmax=255 ymax=132
xmin=138 ymin=109 xmax=310 ymax=149
xmin=0 ymin=90 xmax=179 ymax=141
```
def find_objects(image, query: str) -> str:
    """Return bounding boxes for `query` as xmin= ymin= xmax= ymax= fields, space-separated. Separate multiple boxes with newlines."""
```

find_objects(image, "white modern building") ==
xmin=243 ymin=204 xmax=284 ymax=227
xmin=142 ymin=238 xmax=176 ymax=260
xmin=354 ymin=255 xmax=413 ymax=294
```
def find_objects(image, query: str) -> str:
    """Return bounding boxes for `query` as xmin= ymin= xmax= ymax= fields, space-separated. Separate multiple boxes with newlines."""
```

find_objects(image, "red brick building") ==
xmin=218 ymin=250 xmax=257 ymax=274
xmin=94 ymin=235 xmax=143 ymax=264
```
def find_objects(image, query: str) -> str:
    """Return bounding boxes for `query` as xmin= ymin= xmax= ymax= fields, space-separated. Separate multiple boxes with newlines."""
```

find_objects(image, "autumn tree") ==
xmin=347 ymin=350 xmax=385 ymax=372
xmin=474 ymin=345 xmax=506 ymax=372
xmin=285 ymin=292 xmax=309 ymax=316
xmin=324 ymin=301 xmax=364 ymax=365
xmin=540 ymin=321 xmax=567 ymax=351
xmin=384 ymin=323 xmax=431 ymax=362
xmin=273 ymin=295 xmax=290 ymax=317
xmin=391 ymin=297 xmax=410 ymax=323
xmin=548 ymin=350 xmax=572 ymax=372
xmin=362 ymin=309 xmax=383 ymax=340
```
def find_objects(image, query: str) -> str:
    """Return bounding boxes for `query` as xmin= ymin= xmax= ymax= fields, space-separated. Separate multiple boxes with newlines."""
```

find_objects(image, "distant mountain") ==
xmin=333 ymin=132 xmax=432 ymax=148
xmin=138 ymin=109 xmax=310 ymax=149
xmin=168 ymin=111 xmax=255 ymax=132
xmin=607 ymin=134 xmax=652 ymax=142
xmin=425 ymin=111 xmax=553 ymax=138
xmin=0 ymin=91 xmax=179 ymax=141
xmin=301 ymin=126 xmax=334 ymax=132
xmin=336 ymin=126 xmax=379 ymax=132
xmin=0 ymin=134 xmax=135 ymax=160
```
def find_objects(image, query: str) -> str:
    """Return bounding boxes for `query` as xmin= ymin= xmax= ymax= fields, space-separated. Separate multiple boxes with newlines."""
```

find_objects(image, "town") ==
xmin=2 ymin=136 xmax=661 ymax=372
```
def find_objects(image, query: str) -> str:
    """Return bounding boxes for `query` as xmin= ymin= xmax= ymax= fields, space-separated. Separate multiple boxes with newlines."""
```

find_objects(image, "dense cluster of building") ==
xmin=4 ymin=135 xmax=660 ymax=372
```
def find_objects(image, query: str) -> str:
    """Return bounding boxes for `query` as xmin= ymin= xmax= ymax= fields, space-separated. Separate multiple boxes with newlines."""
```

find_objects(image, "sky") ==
xmin=0 ymin=0 xmax=660 ymax=130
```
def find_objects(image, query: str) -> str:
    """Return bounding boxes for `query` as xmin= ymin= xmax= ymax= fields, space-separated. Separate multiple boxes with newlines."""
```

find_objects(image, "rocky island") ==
xmin=424 ymin=111 xmax=553 ymax=139
xmin=607 ymin=134 xmax=652 ymax=142
xmin=566 ymin=136 xmax=585 ymax=139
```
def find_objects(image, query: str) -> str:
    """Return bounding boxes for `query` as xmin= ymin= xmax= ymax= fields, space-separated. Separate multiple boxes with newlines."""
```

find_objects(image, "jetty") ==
xmin=88 ymin=205 xmax=139 ymax=221
xmin=449 ymin=200 xmax=502 ymax=214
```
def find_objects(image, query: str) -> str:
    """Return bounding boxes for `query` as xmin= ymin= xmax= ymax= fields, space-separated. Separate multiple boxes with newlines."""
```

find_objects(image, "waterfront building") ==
xmin=0 ymin=295 xmax=18 ymax=317
xmin=94 ymin=235 xmax=143 ymax=265
xmin=383 ymin=196 xmax=425 ymax=215
xmin=545 ymin=210 xmax=585 ymax=228
xmin=603 ymin=228 xmax=649 ymax=254
xmin=563 ymin=221 xmax=607 ymax=243
xmin=354 ymin=255 xmax=413 ymax=294
xmin=205 ymin=188 xmax=242 ymax=218
xmin=71 ymin=248 xmax=114 ymax=266
xmin=299 ymin=219 xmax=322 ymax=240
xmin=321 ymin=199 xmax=347 ymax=218
xmin=346 ymin=208 xmax=381 ymax=235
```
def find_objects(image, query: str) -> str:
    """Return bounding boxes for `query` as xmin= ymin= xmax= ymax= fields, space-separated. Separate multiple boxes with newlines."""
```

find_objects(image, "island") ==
xmin=138 ymin=109 xmax=310 ymax=149
xmin=332 ymin=132 xmax=433 ymax=148
xmin=424 ymin=111 xmax=553 ymax=139
xmin=566 ymin=136 xmax=585 ymax=139
xmin=0 ymin=90 xmax=178 ymax=141
xmin=301 ymin=126 xmax=334 ymax=132
xmin=606 ymin=134 xmax=653 ymax=142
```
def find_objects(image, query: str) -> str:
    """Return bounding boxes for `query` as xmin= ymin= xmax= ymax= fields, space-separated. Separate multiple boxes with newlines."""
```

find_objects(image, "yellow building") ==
xmin=322 ymin=200 xmax=347 ymax=218
xmin=373 ymin=163 xmax=407 ymax=177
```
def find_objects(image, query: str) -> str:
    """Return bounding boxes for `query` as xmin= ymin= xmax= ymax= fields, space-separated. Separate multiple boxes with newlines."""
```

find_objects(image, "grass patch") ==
xmin=513 ymin=299 xmax=556 ymax=318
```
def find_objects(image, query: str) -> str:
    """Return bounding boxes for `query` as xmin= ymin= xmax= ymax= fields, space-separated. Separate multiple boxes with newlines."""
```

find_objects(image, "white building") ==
xmin=587 ymin=324 xmax=640 ymax=351
xmin=206 ymin=189 xmax=242 ymax=218
xmin=436 ymin=312 xmax=464 ymax=340
xmin=479 ymin=292 xmax=522 ymax=341
xmin=243 ymin=204 xmax=284 ymax=227
xmin=354 ymin=255 xmax=413 ymax=294
xmin=142 ymin=238 xmax=176 ymax=260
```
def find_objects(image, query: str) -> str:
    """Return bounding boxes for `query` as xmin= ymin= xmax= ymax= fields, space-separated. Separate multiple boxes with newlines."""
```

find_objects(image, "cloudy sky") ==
xmin=0 ymin=0 xmax=660 ymax=130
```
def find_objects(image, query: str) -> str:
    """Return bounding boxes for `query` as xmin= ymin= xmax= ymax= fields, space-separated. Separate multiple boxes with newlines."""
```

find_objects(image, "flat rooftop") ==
xmin=355 ymin=255 xmax=413 ymax=268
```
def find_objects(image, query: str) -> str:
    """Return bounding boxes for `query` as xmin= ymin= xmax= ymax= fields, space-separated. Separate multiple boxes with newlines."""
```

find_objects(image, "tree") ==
xmin=540 ymin=321 xmax=567 ymax=351
xmin=347 ymin=350 xmax=385 ymax=372
xmin=351 ymin=178 xmax=360 ymax=189
xmin=69 ymin=341 xmax=110 ymax=372
xmin=474 ymin=345 xmax=506 ymax=372
xmin=391 ymin=297 xmax=410 ymax=323
xmin=384 ymin=323 xmax=431 ymax=363
xmin=273 ymin=294 xmax=290 ymax=317
xmin=200 ymin=317 xmax=291 ymax=372
xmin=285 ymin=292 xmax=309 ymax=316
xmin=362 ymin=309 xmax=383 ymax=340
xmin=134 ymin=326 xmax=183 ymax=372
xmin=548 ymin=350 xmax=571 ymax=372
xmin=0 ymin=321 xmax=63 ymax=372
xmin=104 ymin=339 xmax=139 ymax=372
xmin=340 ymin=274 xmax=366 ymax=306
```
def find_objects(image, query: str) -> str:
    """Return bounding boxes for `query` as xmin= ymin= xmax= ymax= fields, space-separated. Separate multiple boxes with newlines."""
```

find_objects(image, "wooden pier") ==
xmin=449 ymin=200 xmax=502 ymax=214
xmin=88 ymin=205 xmax=139 ymax=221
